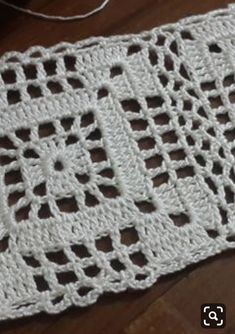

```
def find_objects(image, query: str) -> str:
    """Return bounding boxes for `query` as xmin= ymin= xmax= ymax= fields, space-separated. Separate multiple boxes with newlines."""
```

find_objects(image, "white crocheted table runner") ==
xmin=1 ymin=4 xmax=235 ymax=321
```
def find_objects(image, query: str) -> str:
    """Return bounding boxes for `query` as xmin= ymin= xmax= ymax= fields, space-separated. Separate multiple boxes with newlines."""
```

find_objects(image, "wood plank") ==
xmin=0 ymin=1 xmax=235 ymax=333
xmin=124 ymin=251 xmax=235 ymax=334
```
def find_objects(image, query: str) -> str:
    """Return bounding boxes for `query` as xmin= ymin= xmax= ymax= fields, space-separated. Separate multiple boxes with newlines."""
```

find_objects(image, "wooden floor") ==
xmin=1 ymin=0 xmax=235 ymax=333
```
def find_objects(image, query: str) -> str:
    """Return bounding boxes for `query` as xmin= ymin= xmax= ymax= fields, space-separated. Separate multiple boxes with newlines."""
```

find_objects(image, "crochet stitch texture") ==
xmin=0 ymin=4 xmax=235 ymax=320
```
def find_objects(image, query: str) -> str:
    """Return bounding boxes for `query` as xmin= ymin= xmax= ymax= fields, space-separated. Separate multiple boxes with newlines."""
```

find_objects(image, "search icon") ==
xmin=201 ymin=304 xmax=226 ymax=328
xmin=208 ymin=311 xmax=218 ymax=321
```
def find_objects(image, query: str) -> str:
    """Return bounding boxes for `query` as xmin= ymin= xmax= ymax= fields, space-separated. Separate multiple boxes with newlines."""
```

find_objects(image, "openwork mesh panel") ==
xmin=0 ymin=4 xmax=235 ymax=320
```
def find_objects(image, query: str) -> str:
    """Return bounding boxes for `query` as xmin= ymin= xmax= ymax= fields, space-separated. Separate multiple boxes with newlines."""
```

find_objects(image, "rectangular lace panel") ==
xmin=0 ymin=4 xmax=235 ymax=320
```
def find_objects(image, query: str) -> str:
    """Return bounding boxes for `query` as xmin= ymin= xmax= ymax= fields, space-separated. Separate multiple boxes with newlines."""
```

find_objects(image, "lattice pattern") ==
xmin=1 ymin=111 xmax=120 ymax=224
xmin=0 ymin=4 xmax=235 ymax=320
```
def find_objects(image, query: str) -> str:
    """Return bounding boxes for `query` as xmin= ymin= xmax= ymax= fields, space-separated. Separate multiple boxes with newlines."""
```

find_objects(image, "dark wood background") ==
xmin=0 ymin=1 xmax=235 ymax=333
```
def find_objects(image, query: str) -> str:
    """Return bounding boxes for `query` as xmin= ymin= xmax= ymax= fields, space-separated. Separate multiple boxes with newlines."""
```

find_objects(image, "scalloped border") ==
xmin=0 ymin=5 xmax=232 ymax=64
xmin=0 ymin=3 xmax=235 ymax=321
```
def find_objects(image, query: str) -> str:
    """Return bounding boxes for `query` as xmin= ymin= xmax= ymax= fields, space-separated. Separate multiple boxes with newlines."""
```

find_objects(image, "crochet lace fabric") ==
xmin=1 ymin=5 xmax=235 ymax=321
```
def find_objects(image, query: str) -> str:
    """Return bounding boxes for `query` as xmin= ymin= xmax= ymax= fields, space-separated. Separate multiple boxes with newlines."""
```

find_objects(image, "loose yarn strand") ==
xmin=1 ymin=3 xmax=235 ymax=322
xmin=0 ymin=0 xmax=110 ymax=21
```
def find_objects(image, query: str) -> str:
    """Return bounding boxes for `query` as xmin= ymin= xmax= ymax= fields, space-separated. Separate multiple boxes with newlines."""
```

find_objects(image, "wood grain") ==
xmin=0 ymin=0 xmax=235 ymax=333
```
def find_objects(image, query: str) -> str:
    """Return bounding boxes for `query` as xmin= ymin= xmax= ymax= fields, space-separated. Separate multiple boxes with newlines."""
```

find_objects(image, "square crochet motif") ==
xmin=0 ymin=4 xmax=235 ymax=320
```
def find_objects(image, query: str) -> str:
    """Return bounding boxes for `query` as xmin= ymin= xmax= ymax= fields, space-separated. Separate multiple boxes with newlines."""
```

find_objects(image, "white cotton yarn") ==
xmin=0 ymin=4 xmax=235 ymax=321
xmin=0 ymin=0 xmax=110 ymax=21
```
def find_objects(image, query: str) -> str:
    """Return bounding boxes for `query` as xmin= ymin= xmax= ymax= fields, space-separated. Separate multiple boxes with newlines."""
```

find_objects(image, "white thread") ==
xmin=0 ymin=0 xmax=110 ymax=21
xmin=0 ymin=3 xmax=235 ymax=322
